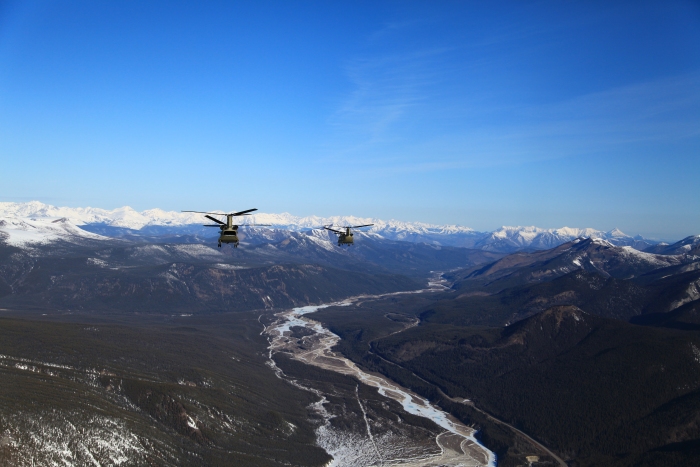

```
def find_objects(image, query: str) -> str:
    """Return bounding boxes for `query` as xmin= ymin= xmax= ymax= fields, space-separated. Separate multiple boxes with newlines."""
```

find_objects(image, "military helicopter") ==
xmin=182 ymin=209 xmax=268 ymax=248
xmin=323 ymin=224 xmax=374 ymax=246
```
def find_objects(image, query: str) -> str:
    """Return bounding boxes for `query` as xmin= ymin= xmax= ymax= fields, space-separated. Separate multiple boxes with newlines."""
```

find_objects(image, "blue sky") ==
xmin=0 ymin=1 xmax=698 ymax=239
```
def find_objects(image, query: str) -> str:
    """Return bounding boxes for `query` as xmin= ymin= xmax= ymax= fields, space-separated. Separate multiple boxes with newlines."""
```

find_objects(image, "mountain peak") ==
xmin=589 ymin=237 xmax=615 ymax=248
xmin=607 ymin=228 xmax=628 ymax=237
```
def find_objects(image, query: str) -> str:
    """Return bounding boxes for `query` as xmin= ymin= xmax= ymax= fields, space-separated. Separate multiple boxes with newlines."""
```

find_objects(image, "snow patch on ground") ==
xmin=170 ymin=243 xmax=221 ymax=257
xmin=87 ymin=257 xmax=110 ymax=268
xmin=213 ymin=263 xmax=249 ymax=270
xmin=0 ymin=411 xmax=159 ymax=466
xmin=691 ymin=344 xmax=700 ymax=364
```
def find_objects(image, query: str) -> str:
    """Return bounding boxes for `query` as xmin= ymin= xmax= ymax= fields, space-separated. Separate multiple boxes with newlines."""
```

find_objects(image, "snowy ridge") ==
xmin=475 ymin=225 xmax=652 ymax=251
xmin=0 ymin=201 xmax=476 ymax=235
xmin=646 ymin=234 xmax=700 ymax=256
xmin=619 ymin=246 xmax=680 ymax=268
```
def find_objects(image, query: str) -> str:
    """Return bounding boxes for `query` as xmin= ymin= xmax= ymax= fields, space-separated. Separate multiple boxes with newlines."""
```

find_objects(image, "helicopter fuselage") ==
xmin=217 ymin=214 xmax=240 ymax=248
xmin=337 ymin=228 xmax=354 ymax=245
xmin=218 ymin=226 xmax=239 ymax=247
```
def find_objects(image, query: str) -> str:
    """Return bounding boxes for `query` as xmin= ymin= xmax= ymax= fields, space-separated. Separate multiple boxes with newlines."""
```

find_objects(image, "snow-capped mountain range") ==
xmin=470 ymin=225 xmax=654 ymax=252
xmin=0 ymin=200 xmax=474 ymax=234
xmin=0 ymin=201 xmax=663 ymax=252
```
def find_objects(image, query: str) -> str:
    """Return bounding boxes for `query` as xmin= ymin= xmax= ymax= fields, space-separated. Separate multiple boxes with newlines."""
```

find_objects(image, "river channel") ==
xmin=264 ymin=290 xmax=496 ymax=467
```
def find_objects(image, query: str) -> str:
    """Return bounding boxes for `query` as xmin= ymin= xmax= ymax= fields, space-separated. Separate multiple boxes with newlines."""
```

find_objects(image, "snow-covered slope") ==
xmin=0 ymin=201 xmax=204 ymax=229
xmin=0 ymin=217 xmax=108 ymax=246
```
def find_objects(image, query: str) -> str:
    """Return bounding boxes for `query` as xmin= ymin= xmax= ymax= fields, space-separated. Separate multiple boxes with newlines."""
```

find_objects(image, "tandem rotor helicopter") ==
xmin=323 ymin=224 xmax=374 ymax=246
xmin=182 ymin=209 xmax=269 ymax=248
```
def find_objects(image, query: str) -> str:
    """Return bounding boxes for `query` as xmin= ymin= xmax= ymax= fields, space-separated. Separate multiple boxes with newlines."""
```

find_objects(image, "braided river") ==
xmin=264 ymin=290 xmax=496 ymax=467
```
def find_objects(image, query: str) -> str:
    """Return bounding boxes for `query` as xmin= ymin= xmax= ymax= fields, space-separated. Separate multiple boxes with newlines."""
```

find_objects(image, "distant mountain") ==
xmin=0 ymin=201 xmax=664 ymax=252
xmin=411 ymin=238 xmax=700 ymax=328
xmin=645 ymin=234 xmax=700 ymax=256
xmin=0 ymin=201 xmax=481 ymax=246
xmin=450 ymin=237 xmax=688 ymax=294
xmin=474 ymin=225 xmax=657 ymax=252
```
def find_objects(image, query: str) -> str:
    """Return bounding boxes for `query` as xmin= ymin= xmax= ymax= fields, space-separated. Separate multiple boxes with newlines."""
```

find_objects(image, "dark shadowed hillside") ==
xmin=372 ymin=307 xmax=700 ymax=465
xmin=418 ymin=266 xmax=700 ymax=327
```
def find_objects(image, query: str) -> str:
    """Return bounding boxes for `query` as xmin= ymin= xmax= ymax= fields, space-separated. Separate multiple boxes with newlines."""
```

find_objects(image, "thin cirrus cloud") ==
xmin=322 ymin=64 xmax=700 ymax=175
xmin=329 ymin=48 xmax=448 ymax=144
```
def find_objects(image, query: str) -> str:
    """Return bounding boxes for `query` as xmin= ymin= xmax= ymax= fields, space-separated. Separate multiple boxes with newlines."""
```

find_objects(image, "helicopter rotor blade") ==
xmin=348 ymin=224 xmax=374 ymax=229
xmin=203 ymin=224 xmax=221 ymax=227
xmin=183 ymin=210 xmax=257 ymax=217
xmin=205 ymin=215 xmax=226 ymax=225
xmin=182 ymin=210 xmax=227 ymax=215
xmin=324 ymin=226 xmax=343 ymax=234
xmin=231 ymin=208 xmax=258 ymax=216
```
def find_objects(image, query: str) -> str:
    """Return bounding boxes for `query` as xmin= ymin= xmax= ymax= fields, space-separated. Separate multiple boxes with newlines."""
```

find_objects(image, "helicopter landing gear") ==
xmin=218 ymin=242 xmax=221 ymax=248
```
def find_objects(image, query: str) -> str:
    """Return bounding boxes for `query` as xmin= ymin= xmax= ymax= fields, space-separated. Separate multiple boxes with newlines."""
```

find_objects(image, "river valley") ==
xmin=264 ymin=290 xmax=496 ymax=467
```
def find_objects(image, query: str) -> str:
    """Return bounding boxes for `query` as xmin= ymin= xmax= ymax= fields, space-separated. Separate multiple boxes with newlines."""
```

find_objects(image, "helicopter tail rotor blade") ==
xmin=205 ymin=215 xmax=226 ymax=225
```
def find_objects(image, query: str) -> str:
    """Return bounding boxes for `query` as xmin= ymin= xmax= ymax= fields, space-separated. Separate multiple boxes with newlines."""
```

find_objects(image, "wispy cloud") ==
xmin=324 ymin=68 xmax=700 ymax=175
xmin=328 ymin=48 xmax=448 ymax=148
